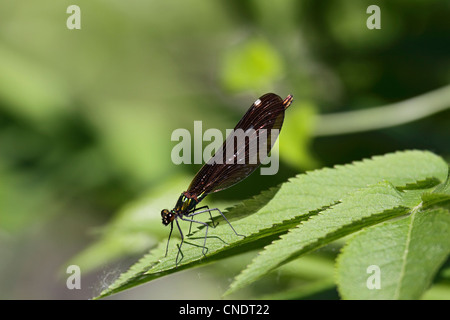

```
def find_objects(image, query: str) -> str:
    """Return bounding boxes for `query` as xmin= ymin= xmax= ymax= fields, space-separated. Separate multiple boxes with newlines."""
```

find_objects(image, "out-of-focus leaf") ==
xmin=279 ymin=100 xmax=319 ymax=170
xmin=220 ymin=38 xmax=284 ymax=93
xmin=0 ymin=45 xmax=70 ymax=131
xmin=0 ymin=161 xmax=55 ymax=233
xmin=325 ymin=0 xmax=401 ymax=50
xmin=66 ymin=176 xmax=191 ymax=274
xmin=86 ymin=100 xmax=174 ymax=187
xmin=422 ymin=284 xmax=450 ymax=300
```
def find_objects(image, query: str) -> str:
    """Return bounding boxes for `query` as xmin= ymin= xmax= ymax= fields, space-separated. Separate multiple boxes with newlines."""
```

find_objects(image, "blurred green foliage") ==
xmin=0 ymin=0 xmax=449 ymax=299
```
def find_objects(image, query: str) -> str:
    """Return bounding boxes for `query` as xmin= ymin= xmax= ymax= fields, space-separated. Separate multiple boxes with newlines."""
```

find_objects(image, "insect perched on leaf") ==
xmin=161 ymin=93 xmax=294 ymax=265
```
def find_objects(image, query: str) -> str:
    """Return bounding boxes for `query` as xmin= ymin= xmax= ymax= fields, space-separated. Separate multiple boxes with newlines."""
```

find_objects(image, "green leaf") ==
xmin=95 ymin=150 xmax=448 ymax=299
xmin=433 ymin=166 xmax=450 ymax=194
xmin=225 ymin=182 xmax=410 ymax=295
xmin=421 ymin=167 xmax=450 ymax=209
xmin=336 ymin=208 xmax=450 ymax=299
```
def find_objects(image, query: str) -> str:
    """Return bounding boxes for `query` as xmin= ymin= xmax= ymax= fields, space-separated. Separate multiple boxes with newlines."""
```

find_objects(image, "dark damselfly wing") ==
xmin=186 ymin=93 xmax=293 ymax=198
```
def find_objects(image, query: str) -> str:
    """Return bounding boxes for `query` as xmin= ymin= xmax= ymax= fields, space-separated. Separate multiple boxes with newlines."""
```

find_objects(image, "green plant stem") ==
xmin=314 ymin=84 xmax=450 ymax=136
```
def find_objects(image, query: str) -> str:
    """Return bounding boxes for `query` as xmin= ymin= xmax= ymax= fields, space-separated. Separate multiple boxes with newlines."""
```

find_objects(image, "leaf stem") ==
xmin=314 ymin=85 xmax=450 ymax=136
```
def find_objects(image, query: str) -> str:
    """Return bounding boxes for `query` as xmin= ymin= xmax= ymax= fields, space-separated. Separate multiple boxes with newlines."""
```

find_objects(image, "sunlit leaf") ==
xmin=95 ymin=150 xmax=448 ymax=298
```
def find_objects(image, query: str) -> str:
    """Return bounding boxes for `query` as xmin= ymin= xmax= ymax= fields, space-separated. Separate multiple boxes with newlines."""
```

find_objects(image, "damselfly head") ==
xmin=161 ymin=209 xmax=175 ymax=226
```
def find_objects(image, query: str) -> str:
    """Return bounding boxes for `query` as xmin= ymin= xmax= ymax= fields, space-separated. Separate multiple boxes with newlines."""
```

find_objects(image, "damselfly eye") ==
xmin=161 ymin=209 xmax=174 ymax=226
xmin=161 ymin=209 xmax=169 ymax=217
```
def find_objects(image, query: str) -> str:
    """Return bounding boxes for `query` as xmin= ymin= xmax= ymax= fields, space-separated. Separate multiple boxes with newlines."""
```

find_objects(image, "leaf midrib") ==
xmin=393 ymin=202 xmax=422 ymax=299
